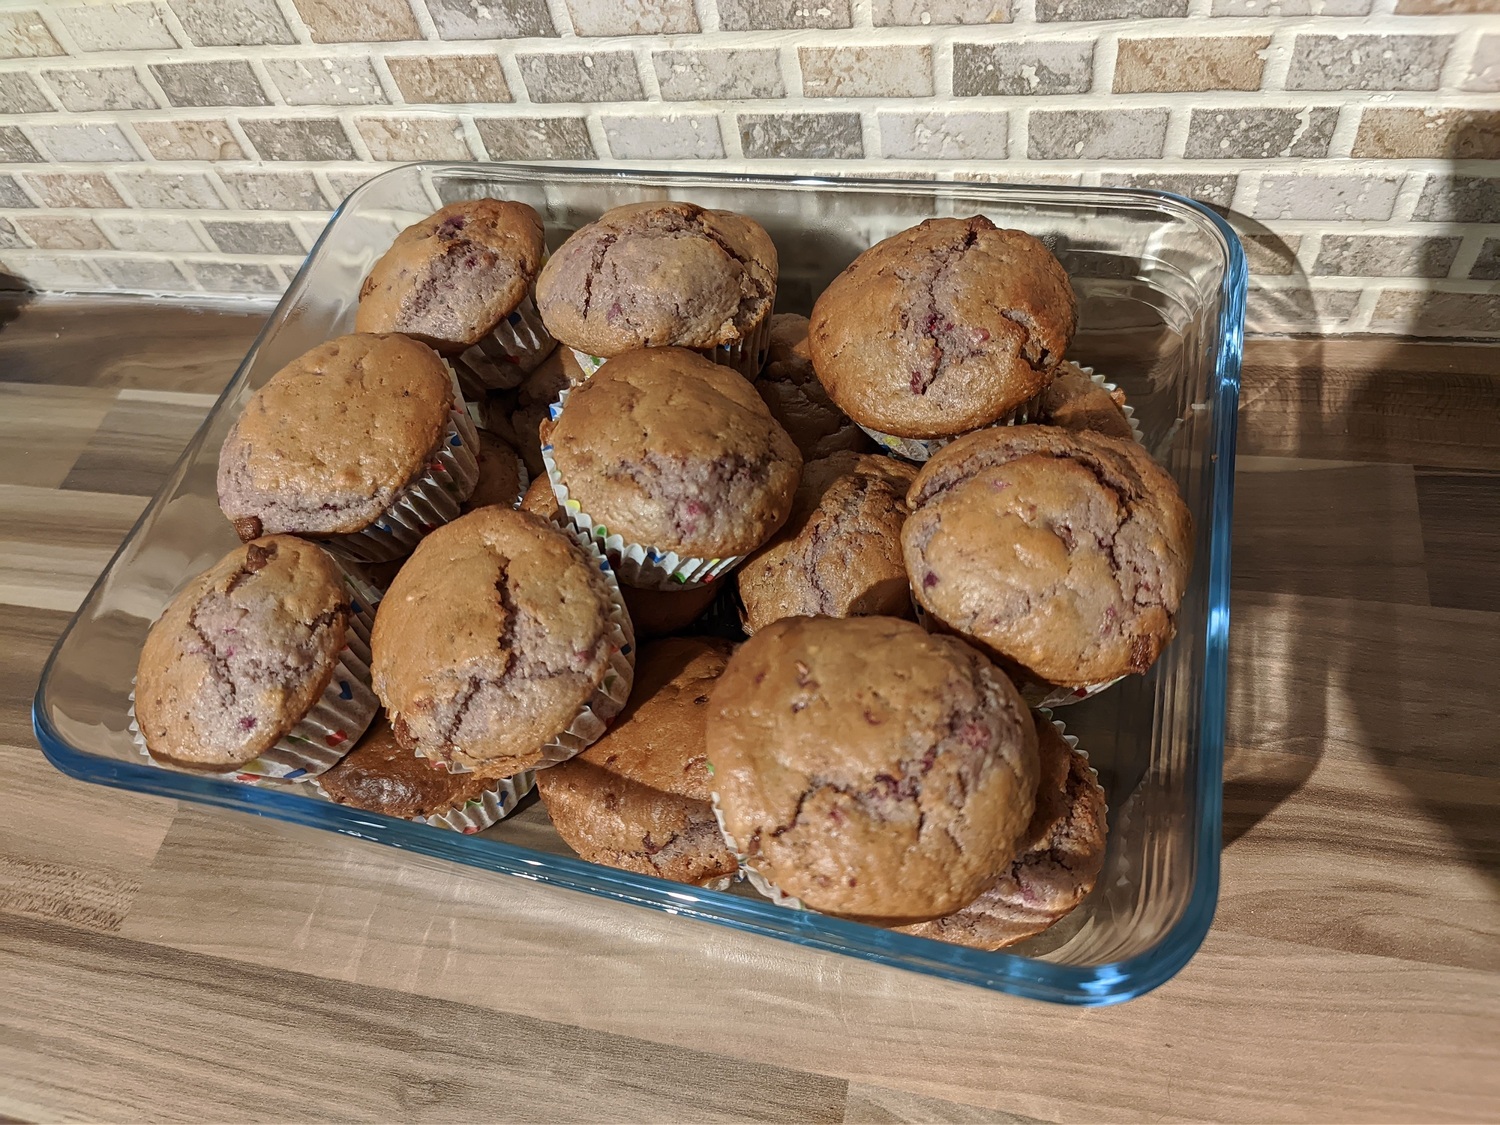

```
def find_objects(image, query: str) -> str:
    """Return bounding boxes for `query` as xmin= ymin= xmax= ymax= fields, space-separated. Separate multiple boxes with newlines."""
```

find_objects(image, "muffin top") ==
xmin=318 ymin=714 xmax=499 ymax=819
xmin=1036 ymin=362 xmax=1134 ymax=442
xmin=217 ymin=333 xmax=456 ymax=539
xmin=808 ymin=216 xmax=1076 ymax=439
xmin=737 ymin=451 xmax=916 ymax=635
xmin=463 ymin=429 xmax=525 ymax=512
xmin=903 ymin=425 xmax=1193 ymax=688
xmin=707 ymin=615 xmax=1038 ymax=922
xmin=899 ymin=717 xmax=1107 ymax=950
xmin=755 ymin=313 xmax=871 ymax=461
xmin=535 ymin=201 xmax=777 ymax=357
xmin=134 ymin=536 xmax=351 ymax=770
xmin=548 ymin=348 xmax=803 ymax=557
xmin=371 ymin=506 xmax=619 ymax=777
xmin=355 ymin=199 xmax=547 ymax=352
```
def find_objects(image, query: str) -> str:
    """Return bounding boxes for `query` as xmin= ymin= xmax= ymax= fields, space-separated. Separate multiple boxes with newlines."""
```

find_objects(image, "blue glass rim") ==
xmin=32 ymin=162 xmax=1246 ymax=1007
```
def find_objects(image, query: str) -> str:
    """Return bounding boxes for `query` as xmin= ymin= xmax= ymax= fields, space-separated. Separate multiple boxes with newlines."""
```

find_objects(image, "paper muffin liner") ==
xmin=313 ymin=767 xmax=536 ymax=834
xmin=860 ymin=389 xmax=1047 ymax=464
xmin=404 ymin=530 xmax=636 ymax=775
xmin=315 ymin=365 xmax=481 ymax=565
xmin=568 ymin=310 xmax=772 ymax=382
xmin=1073 ymin=364 xmax=1144 ymax=446
xmin=541 ymin=389 xmax=744 ymax=590
xmin=452 ymin=294 xmax=557 ymax=396
xmin=130 ymin=573 xmax=380 ymax=781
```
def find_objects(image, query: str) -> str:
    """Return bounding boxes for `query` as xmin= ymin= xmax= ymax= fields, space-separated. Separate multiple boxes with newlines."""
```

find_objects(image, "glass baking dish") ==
xmin=32 ymin=162 xmax=1244 ymax=1006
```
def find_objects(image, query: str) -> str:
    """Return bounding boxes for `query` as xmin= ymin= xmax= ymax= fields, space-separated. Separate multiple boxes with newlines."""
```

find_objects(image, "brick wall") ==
xmin=0 ymin=0 xmax=1496 ymax=336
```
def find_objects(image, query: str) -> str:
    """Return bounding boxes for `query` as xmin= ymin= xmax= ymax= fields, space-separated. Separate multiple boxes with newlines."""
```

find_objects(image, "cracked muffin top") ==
xmin=536 ymin=637 xmax=739 ymax=887
xmin=134 ymin=536 xmax=352 ymax=771
xmin=707 ymin=615 xmax=1039 ymax=922
xmin=904 ymin=425 xmax=1193 ymax=689
xmin=899 ymin=715 xmax=1107 ymax=950
xmin=808 ymin=216 xmax=1076 ymax=440
xmin=371 ymin=506 xmax=618 ymax=777
xmin=1036 ymin=361 xmax=1134 ymax=442
xmin=535 ymin=201 xmax=777 ymax=357
xmin=318 ymin=714 xmax=499 ymax=819
xmin=218 ymin=333 xmax=457 ymax=540
xmin=755 ymin=314 xmax=872 ymax=461
xmin=737 ymin=451 xmax=916 ymax=635
xmin=355 ymin=198 xmax=547 ymax=353
xmin=547 ymin=348 xmax=803 ymax=558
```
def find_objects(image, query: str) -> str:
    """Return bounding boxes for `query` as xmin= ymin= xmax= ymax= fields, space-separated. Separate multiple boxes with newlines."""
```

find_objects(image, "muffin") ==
xmin=543 ymin=347 xmax=803 ymax=588
xmin=462 ymin=429 xmax=526 ymax=512
xmin=318 ymin=715 xmax=534 ymax=833
xmin=535 ymin=201 xmax=777 ymax=378
xmin=622 ymin=581 xmax=722 ymax=640
xmin=356 ymin=198 xmax=554 ymax=394
xmin=754 ymin=314 xmax=872 ymax=461
xmin=904 ymin=425 xmax=1193 ymax=694
xmin=371 ymin=506 xmax=633 ymax=777
xmin=512 ymin=345 xmax=586 ymax=478
xmin=737 ymin=451 xmax=916 ymax=635
xmin=707 ymin=616 xmax=1038 ymax=922
xmin=536 ymin=637 xmax=739 ymax=887
xmin=518 ymin=474 xmax=562 ymax=521
xmin=899 ymin=715 xmax=1107 ymax=949
xmin=217 ymin=333 xmax=480 ymax=563
xmin=133 ymin=536 xmax=377 ymax=777
xmin=1036 ymin=362 xmax=1136 ymax=442
xmin=808 ymin=216 xmax=1076 ymax=450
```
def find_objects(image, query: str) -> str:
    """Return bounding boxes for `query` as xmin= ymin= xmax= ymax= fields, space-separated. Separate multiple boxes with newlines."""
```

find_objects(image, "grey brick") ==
xmin=238 ymin=118 xmax=356 ymax=161
xmin=1466 ymin=33 xmax=1499 ymax=92
xmin=1253 ymin=173 xmax=1403 ymax=221
xmin=99 ymin=217 xmax=204 ymax=252
xmin=1370 ymin=290 xmax=1500 ymax=336
xmin=1313 ymin=234 xmax=1460 ymax=279
xmin=602 ymin=113 xmax=723 ymax=159
xmin=203 ymin=219 xmax=305 ymax=255
xmin=1099 ymin=172 xmax=1238 ymax=207
xmin=0 ymin=219 xmax=24 ymax=250
xmin=1470 ymin=239 xmax=1500 ymax=281
xmin=1 ymin=10 xmax=65 ymax=57
xmin=134 ymin=119 xmax=244 ymax=160
xmin=879 ymin=110 xmax=1008 ymax=160
xmin=718 ymin=0 xmax=852 ymax=28
xmin=739 ymin=113 xmax=863 ymax=159
xmin=219 ymin=170 xmax=329 ymax=210
xmin=801 ymin=45 xmax=933 ymax=97
xmin=1246 ymin=286 xmax=1360 ymax=333
xmin=475 ymin=117 xmax=596 ymax=161
xmin=1240 ymin=232 xmax=1301 ymax=276
xmin=23 ymin=172 xmax=125 ymax=208
xmin=14 ymin=216 xmax=111 ymax=250
xmin=2 ymin=255 xmax=101 ymax=290
xmin=1184 ymin=107 xmax=1338 ymax=159
xmin=953 ymin=41 xmax=1092 ymax=95
xmin=116 ymin=170 xmax=226 ymax=209
xmin=1286 ymin=34 xmax=1451 ymax=92
xmin=29 ymin=124 xmax=141 ymax=162
xmin=97 ymin=257 xmax=191 ymax=292
xmin=517 ymin=52 xmax=645 ymax=104
xmin=323 ymin=169 xmax=433 ymax=211
xmin=1412 ymin=175 xmax=1500 ymax=223
xmin=564 ymin=0 xmax=697 ymax=34
xmin=1212 ymin=0 xmax=1369 ymax=12
xmin=0 ymin=72 xmax=51 ymax=114
xmin=44 ymin=66 xmax=159 ymax=112
xmin=53 ymin=3 xmax=176 ymax=49
xmin=264 ymin=57 xmax=387 ymax=106
xmin=169 ymin=0 xmax=295 ymax=44
xmin=653 ymin=49 xmax=785 ymax=100
xmin=0 ymin=175 xmax=35 ymax=208
xmin=150 ymin=60 xmax=270 ymax=107
xmin=1038 ymin=0 xmax=1185 ymax=19
xmin=426 ymin=0 xmax=555 ymax=38
xmin=190 ymin=261 xmax=284 ymax=294
xmin=875 ymin=0 xmax=1014 ymax=22
xmin=0 ymin=126 xmax=43 ymax=163
xmin=1028 ymin=109 xmax=1169 ymax=159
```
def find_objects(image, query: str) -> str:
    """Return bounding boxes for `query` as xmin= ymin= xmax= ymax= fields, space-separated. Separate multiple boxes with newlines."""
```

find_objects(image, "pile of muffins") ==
xmin=131 ymin=193 xmax=1192 ymax=952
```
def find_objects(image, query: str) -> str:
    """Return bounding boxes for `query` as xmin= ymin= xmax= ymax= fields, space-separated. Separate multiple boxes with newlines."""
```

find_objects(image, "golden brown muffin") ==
xmin=737 ymin=451 xmax=916 ymax=635
xmin=318 ymin=714 xmax=500 ymax=819
xmin=899 ymin=716 xmax=1107 ymax=949
xmin=518 ymin=474 xmax=563 ymax=521
xmin=463 ymin=429 xmax=526 ymax=512
xmin=371 ymin=507 xmax=624 ymax=777
xmin=1036 ymin=362 xmax=1134 ymax=442
xmin=904 ymin=425 xmax=1193 ymax=688
xmin=536 ymin=637 xmax=739 ymax=887
xmin=134 ymin=537 xmax=357 ymax=771
xmin=707 ymin=615 xmax=1038 ymax=923
xmin=621 ymin=581 xmax=721 ymax=640
xmin=547 ymin=348 xmax=803 ymax=559
xmin=809 ymin=216 xmax=1076 ymax=439
xmin=754 ymin=313 xmax=871 ymax=460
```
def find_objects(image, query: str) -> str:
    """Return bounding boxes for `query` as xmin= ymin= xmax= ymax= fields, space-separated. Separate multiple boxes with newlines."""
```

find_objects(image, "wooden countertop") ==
xmin=1 ymin=295 xmax=1496 ymax=1123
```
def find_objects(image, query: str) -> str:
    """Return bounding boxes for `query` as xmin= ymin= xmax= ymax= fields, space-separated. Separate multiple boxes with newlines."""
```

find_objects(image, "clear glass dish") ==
xmin=32 ymin=162 xmax=1244 ymax=1006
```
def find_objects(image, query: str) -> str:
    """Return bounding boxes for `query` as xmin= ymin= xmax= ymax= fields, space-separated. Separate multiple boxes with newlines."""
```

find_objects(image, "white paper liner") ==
xmin=541 ymin=388 xmax=744 ymax=590
xmin=568 ymin=310 xmax=772 ymax=382
xmin=860 ymin=389 xmax=1047 ymax=464
xmin=452 ymin=294 xmax=557 ymax=396
xmin=314 ymin=767 xmax=536 ymax=834
xmin=401 ymin=531 xmax=637 ymax=774
xmin=130 ymin=573 xmax=380 ymax=781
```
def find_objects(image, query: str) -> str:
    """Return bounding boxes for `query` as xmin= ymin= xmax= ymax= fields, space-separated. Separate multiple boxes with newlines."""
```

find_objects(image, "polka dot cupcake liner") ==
xmin=129 ymin=572 xmax=381 ymax=782
xmin=568 ymin=310 xmax=772 ymax=383
xmin=313 ymin=767 xmax=537 ymax=835
xmin=451 ymin=294 xmax=558 ymax=397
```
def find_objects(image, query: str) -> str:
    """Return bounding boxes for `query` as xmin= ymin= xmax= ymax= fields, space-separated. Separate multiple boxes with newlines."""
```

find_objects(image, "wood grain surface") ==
xmin=1 ymin=296 xmax=1497 ymax=1123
